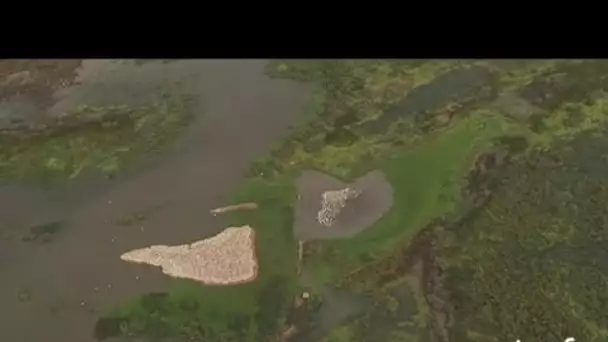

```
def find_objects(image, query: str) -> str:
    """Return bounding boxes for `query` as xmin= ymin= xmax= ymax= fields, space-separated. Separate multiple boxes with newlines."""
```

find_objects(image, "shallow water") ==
xmin=290 ymin=285 xmax=368 ymax=342
xmin=358 ymin=66 xmax=492 ymax=134
xmin=310 ymin=287 xmax=368 ymax=339
xmin=0 ymin=59 xmax=311 ymax=342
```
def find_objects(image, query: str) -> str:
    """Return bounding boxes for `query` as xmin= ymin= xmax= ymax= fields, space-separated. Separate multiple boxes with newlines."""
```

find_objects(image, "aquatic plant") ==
xmin=0 ymin=93 xmax=193 ymax=184
xmin=441 ymin=132 xmax=608 ymax=341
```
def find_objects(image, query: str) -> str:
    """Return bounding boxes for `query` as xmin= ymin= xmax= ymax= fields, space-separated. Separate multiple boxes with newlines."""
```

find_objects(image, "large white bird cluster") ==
xmin=120 ymin=225 xmax=258 ymax=285
xmin=317 ymin=187 xmax=361 ymax=227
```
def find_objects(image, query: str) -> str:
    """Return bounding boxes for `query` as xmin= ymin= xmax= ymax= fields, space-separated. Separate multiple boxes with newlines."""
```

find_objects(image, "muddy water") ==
xmin=306 ymin=287 xmax=368 ymax=341
xmin=0 ymin=60 xmax=311 ymax=342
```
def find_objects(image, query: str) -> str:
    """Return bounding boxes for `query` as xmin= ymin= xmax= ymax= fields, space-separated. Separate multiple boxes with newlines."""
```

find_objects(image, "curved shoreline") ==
xmin=294 ymin=170 xmax=394 ymax=240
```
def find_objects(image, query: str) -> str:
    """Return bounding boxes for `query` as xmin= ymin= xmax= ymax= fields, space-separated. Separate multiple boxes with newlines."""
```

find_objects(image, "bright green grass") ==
xmin=323 ymin=324 xmax=359 ymax=342
xmin=99 ymin=177 xmax=299 ymax=341
xmin=306 ymin=113 xmax=514 ymax=284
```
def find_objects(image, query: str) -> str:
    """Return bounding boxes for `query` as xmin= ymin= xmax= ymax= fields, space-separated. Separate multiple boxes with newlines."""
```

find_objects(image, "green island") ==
xmin=73 ymin=60 xmax=608 ymax=341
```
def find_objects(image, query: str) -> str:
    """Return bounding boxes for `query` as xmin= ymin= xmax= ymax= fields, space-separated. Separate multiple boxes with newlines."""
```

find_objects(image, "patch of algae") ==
xmin=530 ymin=93 xmax=608 ymax=148
xmin=0 ymin=93 xmax=193 ymax=185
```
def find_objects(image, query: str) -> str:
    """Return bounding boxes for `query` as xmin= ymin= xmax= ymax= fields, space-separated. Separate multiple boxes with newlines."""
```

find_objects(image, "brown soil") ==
xmin=293 ymin=170 xmax=394 ymax=240
xmin=0 ymin=59 xmax=311 ymax=342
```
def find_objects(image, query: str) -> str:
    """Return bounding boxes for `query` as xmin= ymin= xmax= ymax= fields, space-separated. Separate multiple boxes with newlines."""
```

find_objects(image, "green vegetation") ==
xmin=474 ymin=59 xmax=560 ymax=90
xmin=97 ymin=177 xmax=300 ymax=341
xmin=322 ymin=270 xmax=431 ymax=342
xmin=100 ymin=60 xmax=608 ymax=342
xmin=442 ymin=133 xmax=608 ymax=341
xmin=0 ymin=92 xmax=192 ymax=184
xmin=531 ymin=93 xmax=608 ymax=147
xmin=304 ymin=113 xmax=514 ymax=284
xmin=100 ymin=60 xmax=472 ymax=341
xmin=323 ymin=324 xmax=357 ymax=342
xmin=283 ymin=60 xmax=608 ymax=341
